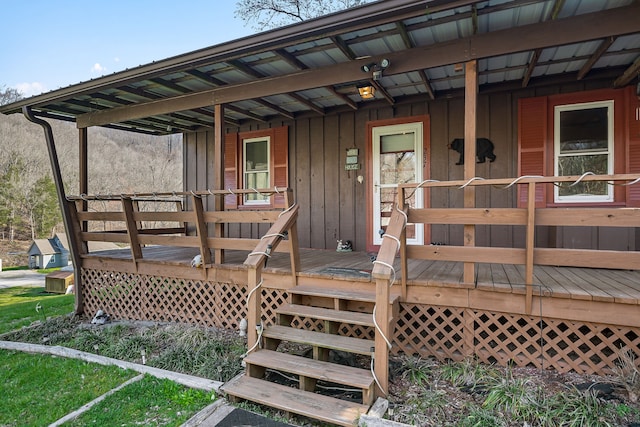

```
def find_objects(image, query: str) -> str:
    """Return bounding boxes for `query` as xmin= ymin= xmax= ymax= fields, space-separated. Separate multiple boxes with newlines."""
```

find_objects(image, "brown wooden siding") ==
xmin=184 ymin=80 xmax=638 ymax=252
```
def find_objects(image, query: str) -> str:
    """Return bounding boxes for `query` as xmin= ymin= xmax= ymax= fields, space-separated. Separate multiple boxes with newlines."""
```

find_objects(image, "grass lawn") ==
xmin=0 ymin=287 xmax=216 ymax=426
xmin=0 ymin=349 xmax=138 ymax=426
xmin=66 ymin=375 xmax=214 ymax=426
xmin=0 ymin=286 xmax=75 ymax=335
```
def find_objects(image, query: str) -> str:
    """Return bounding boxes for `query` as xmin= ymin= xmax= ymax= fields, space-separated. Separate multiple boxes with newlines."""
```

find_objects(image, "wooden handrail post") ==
xmin=525 ymin=182 xmax=536 ymax=313
xmin=246 ymin=266 xmax=263 ymax=352
xmin=122 ymin=197 xmax=143 ymax=270
xmin=374 ymin=277 xmax=390 ymax=397
xmin=192 ymin=194 xmax=212 ymax=267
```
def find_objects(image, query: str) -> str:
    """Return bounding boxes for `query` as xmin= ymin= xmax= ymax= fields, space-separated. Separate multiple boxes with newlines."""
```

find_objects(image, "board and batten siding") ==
xmin=184 ymin=79 xmax=637 ymax=252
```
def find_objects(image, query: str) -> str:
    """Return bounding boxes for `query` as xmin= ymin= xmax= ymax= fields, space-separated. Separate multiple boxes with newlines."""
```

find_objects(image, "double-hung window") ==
xmin=243 ymin=136 xmax=270 ymax=205
xmin=554 ymin=100 xmax=614 ymax=203
xmin=224 ymin=126 xmax=288 ymax=209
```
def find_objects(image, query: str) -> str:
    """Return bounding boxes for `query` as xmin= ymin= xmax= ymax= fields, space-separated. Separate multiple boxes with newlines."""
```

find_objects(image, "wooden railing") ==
xmin=373 ymin=174 xmax=640 ymax=314
xmin=372 ymin=173 xmax=640 ymax=394
xmin=66 ymin=187 xmax=300 ymax=353
xmin=66 ymin=187 xmax=299 ymax=269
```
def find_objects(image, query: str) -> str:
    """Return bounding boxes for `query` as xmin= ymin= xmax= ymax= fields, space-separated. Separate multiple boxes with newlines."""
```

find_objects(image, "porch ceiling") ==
xmin=2 ymin=0 xmax=639 ymax=135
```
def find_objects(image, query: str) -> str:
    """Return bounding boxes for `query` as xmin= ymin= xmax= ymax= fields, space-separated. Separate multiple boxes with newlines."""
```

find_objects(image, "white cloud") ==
xmin=91 ymin=63 xmax=106 ymax=74
xmin=14 ymin=82 xmax=47 ymax=97
xmin=114 ymin=57 xmax=120 ymax=63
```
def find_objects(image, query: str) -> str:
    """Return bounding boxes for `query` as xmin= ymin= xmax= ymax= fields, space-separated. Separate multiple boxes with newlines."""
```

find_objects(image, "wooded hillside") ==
xmin=0 ymin=112 xmax=182 ymax=242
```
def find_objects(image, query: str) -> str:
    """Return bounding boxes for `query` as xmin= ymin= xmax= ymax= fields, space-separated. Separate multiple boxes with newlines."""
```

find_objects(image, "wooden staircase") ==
xmin=221 ymin=284 xmax=400 ymax=426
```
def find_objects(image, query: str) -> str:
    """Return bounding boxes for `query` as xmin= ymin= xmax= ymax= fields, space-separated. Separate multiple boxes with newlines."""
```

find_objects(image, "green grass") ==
xmin=1 ymin=265 xmax=29 ymax=271
xmin=66 ymin=375 xmax=214 ymax=427
xmin=36 ymin=267 xmax=61 ymax=274
xmin=0 ymin=349 xmax=137 ymax=426
xmin=0 ymin=286 xmax=75 ymax=335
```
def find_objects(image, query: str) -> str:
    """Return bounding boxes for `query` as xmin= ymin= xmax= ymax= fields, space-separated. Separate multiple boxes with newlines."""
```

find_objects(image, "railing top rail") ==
xmin=398 ymin=174 xmax=640 ymax=190
xmin=66 ymin=187 xmax=292 ymax=201
xmin=245 ymin=204 xmax=299 ymax=269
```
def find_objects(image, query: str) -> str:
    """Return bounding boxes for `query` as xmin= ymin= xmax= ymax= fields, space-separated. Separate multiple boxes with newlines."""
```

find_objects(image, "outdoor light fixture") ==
xmin=361 ymin=58 xmax=390 ymax=81
xmin=358 ymin=84 xmax=376 ymax=99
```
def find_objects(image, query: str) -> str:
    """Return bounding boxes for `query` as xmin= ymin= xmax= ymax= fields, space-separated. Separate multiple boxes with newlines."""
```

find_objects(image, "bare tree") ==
xmin=0 ymin=85 xmax=22 ymax=106
xmin=234 ymin=0 xmax=372 ymax=30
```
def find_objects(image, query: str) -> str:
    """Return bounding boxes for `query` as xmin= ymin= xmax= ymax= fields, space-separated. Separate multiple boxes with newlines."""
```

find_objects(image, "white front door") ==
xmin=372 ymin=122 xmax=424 ymax=246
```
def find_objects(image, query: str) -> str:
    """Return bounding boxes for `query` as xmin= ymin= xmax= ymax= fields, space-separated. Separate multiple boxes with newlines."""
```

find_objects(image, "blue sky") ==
xmin=1 ymin=1 xmax=253 ymax=97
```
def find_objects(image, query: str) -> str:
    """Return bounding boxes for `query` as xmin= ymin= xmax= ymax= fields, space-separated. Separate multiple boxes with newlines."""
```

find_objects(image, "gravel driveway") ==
xmin=0 ymin=270 xmax=46 ymax=288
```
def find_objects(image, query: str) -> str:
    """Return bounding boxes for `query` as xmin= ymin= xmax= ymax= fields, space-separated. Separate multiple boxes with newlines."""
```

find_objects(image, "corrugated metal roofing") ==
xmin=1 ymin=0 xmax=639 ymax=134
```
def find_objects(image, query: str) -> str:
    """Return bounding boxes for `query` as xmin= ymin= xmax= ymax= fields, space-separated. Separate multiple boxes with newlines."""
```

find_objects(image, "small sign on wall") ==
xmin=345 ymin=148 xmax=360 ymax=170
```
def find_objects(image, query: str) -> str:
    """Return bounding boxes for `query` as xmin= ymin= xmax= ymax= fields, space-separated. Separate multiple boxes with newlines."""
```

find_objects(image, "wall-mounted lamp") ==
xmin=361 ymin=58 xmax=390 ymax=81
xmin=358 ymin=84 xmax=376 ymax=99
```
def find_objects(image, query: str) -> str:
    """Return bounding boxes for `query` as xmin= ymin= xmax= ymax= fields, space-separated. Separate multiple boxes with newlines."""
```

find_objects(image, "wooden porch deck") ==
xmin=84 ymin=245 xmax=640 ymax=306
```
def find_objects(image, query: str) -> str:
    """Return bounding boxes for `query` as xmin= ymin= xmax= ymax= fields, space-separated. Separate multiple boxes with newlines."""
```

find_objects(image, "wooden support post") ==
xmin=213 ymin=104 xmax=225 ymax=264
xmin=398 ymin=187 xmax=408 ymax=301
xmin=121 ymin=197 xmax=143 ymax=270
xmin=525 ymin=182 xmax=536 ymax=314
xmin=246 ymin=266 xmax=262 ymax=354
xmin=192 ymin=194 xmax=212 ymax=267
xmin=463 ymin=60 xmax=478 ymax=285
xmin=79 ymin=127 xmax=88 ymax=233
xmin=284 ymin=190 xmax=300 ymax=282
xmin=374 ymin=277 xmax=390 ymax=397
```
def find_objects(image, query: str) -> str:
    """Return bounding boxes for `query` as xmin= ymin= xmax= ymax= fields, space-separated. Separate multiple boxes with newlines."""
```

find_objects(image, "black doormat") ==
xmin=214 ymin=408 xmax=294 ymax=427
xmin=315 ymin=266 xmax=371 ymax=278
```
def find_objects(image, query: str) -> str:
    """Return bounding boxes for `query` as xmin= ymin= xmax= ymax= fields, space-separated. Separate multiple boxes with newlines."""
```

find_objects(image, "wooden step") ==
xmin=244 ymin=349 xmax=374 ymax=390
xmin=277 ymin=303 xmax=375 ymax=327
xmin=263 ymin=325 xmax=374 ymax=355
xmin=221 ymin=374 xmax=369 ymax=427
xmin=289 ymin=284 xmax=400 ymax=304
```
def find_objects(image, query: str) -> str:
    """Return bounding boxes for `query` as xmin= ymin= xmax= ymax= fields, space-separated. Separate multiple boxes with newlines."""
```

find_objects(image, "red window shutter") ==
xmin=224 ymin=132 xmax=238 ymax=209
xmin=518 ymin=96 xmax=547 ymax=208
xmin=628 ymin=89 xmax=640 ymax=206
xmin=271 ymin=126 xmax=289 ymax=208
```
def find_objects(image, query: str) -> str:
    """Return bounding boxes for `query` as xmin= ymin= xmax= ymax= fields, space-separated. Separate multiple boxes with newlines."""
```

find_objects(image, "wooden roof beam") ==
xmin=577 ymin=36 xmax=617 ymax=80
xmin=325 ymin=86 xmax=358 ymax=110
xmin=185 ymin=69 xmax=228 ymax=86
xmin=224 ymin=104 xmax=269 ymax=123
xmin=330 ymin=35 xmax=357 ymax=61
xmin=288 ymin=92 xmax=325 ymax=115
xmin=614 ymin=55 xmax=640 ymax=88
xmin=253 ymin=99 xmax=295 ymax=120
xmin=76 ymin=3 xmax=640 ymax=128
xmin=370 ymin=80 xmax=394 ymax=105
xmin=396 ymin=21 xmax=435 ymax=99
xmin=522 ymin=49 xmax=541 ymax=88
xmin=276 ymin=47 xmax=357 ymax=111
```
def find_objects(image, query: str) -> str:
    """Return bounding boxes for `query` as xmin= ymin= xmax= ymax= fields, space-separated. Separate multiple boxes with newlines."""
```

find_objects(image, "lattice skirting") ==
xmin=82 ymin=268 xmax=287 ymax=330
xmin=81 ymin=269 xmax=640 ymax=375
xmin=395 ymin=303 xmax=640 ymax=375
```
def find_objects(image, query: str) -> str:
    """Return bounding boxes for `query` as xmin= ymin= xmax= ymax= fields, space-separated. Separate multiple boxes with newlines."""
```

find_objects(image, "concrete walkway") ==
xmin=0 ymin=270 xmax=45 ymax=288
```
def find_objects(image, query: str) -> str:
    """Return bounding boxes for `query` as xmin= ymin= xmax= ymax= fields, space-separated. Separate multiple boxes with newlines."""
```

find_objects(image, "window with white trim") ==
xmin=554 ymin=100 xmax=614 ymax=203
xmin=243 ymin=136 xmax=270 ymax=205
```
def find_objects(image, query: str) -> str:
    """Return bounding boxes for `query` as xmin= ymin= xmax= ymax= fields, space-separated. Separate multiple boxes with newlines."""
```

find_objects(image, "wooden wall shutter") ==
xmin=627 ymin=87 xmax=640 ymax=206
xmin=271 ymin=126 xmax=289 ymax=208
xmin=518 ymin=96 xmax=548 ymax=208
xmin=224 ymin=132 xmax=238 ymax=209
